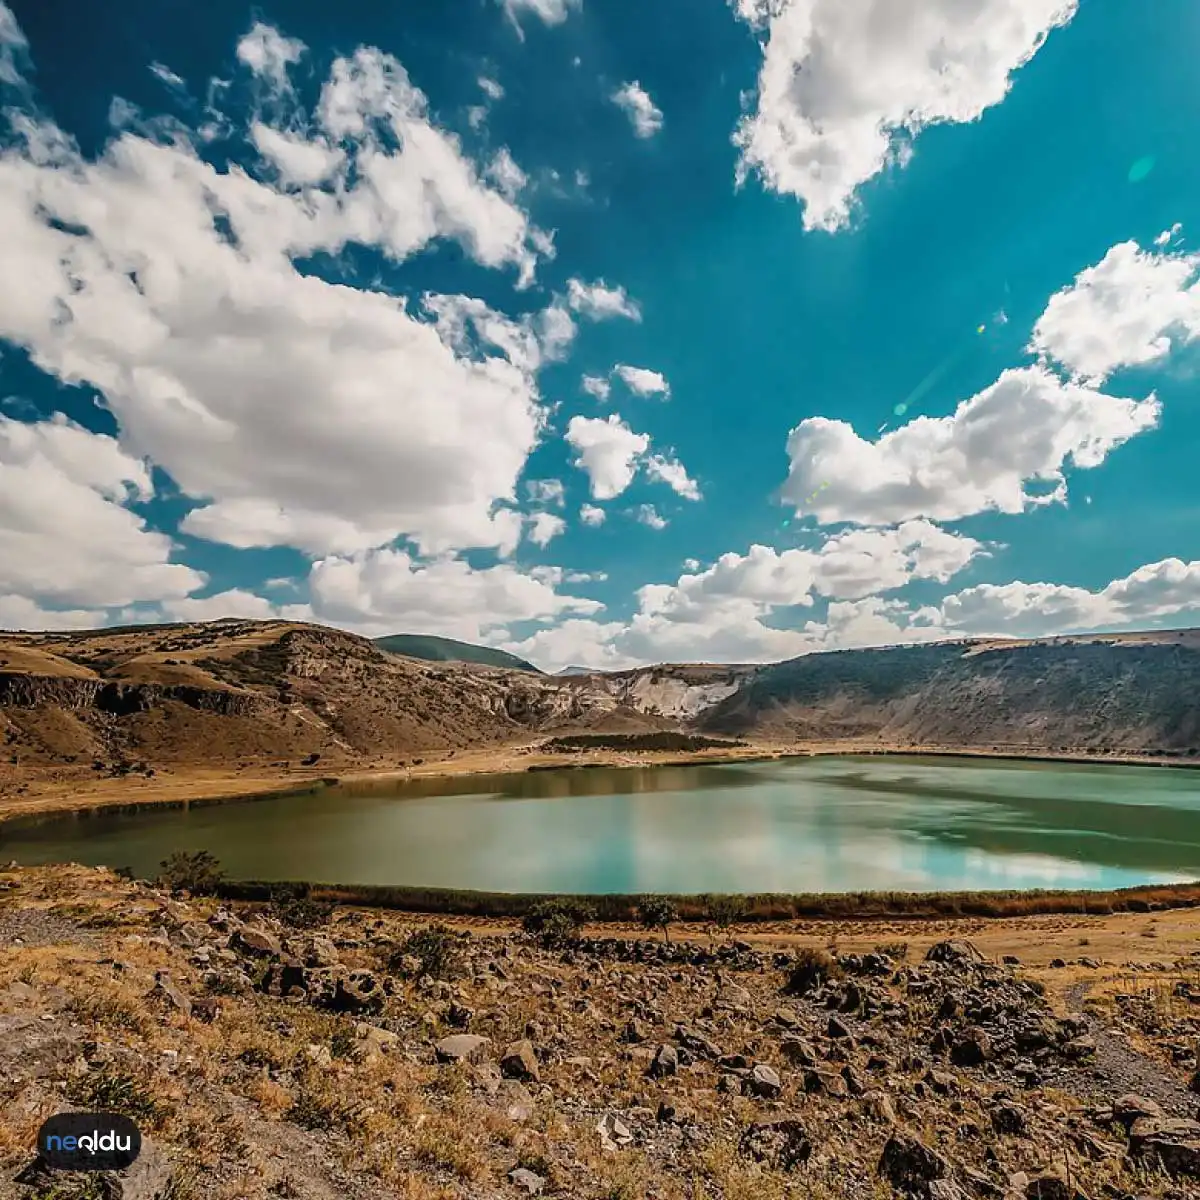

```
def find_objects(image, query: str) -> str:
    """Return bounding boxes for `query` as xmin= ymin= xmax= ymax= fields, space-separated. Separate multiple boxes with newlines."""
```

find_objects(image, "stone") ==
xmin=191 ymin=997 xmax=221 ymax=1023
xmin=1024 ymin=1172 xmax=1071 ymax=1199
xmin=260 ymin=958 xmax=307 ymax=997
xmin=827 ymin=1015 xmax=853 ymax=1040
xmin=1061 ymin=1035 xmax=1096 ymax=1062
xmin=779 ymin=1037 xmax=818 ymax=1066
xmin=744 ymin=1063 xmax=783 ymax=1099
xmin=501 ymin=1039 xmax=541 ymax=1083
xmin=232 ymin=926 xmax=282 ymax=958
xmin=773 ymin=1007 xmax=800 ymax=1029
xmin=596 ymin=1113 xmax=633 ymax=1151
xmin=1113 ymin=1093 xmax=1163 ymax=1127
xmin=150 ymin=971 xmax=191 ymax=1018
xmin=950 ymin=1026 xmax=993 ymax=1067
xmin=649 ymin=1043 xmax=679 ymax=1078
xmin=355 ymin=1023 xmax=401 ymax=1059
xmin=992 ymin=1104 xmax=1027 ymax=1136
xmin=497 ymin=1080 xmax=536 ymax=1123
xmin=878 ymin=1133 xmax=948 ymax=1191
xmin=715 ymin=983 xmax=753 ymax=1013
xmin=622 ymin=1017 xmax=650 ymax=1043
xmin=435 ymin=1034 xmax=491 ymax=1064
xmin=924 ymin=941 xmax=984 ymax=967
xmin=1129 ymin=1116 xmax=1200 ymax=1177
xmin=861 ymin=1091 xmax=898 ymax=1124
xmin=739 ymin=1116 xmax=812 ymax=1171
xmin=330 ymin=971 xmax=383 ymax=1016
xmin=508 ymin=1166 xmax=544 ymax=1195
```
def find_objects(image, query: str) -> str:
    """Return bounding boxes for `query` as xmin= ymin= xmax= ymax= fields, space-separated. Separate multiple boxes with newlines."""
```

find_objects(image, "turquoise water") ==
xmin=5 ymin=756 xmax=1200 ymax=895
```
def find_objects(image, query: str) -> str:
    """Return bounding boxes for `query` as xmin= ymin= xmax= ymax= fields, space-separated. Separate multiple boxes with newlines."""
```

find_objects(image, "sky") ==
xmin=2 ymin=0 xmax=1200 ymax=672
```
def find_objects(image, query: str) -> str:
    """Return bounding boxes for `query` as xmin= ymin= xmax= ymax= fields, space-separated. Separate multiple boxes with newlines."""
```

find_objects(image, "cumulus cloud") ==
xmin=1029 ymin=239 xmax=1200 ymax=383
xmin=0 ymin=414 xmax=205 ymax=610
xmin=161 ymin=589 xmax=311 ymax=623
xmin=502 ymin=0 xmax=581 ymax=36
xmin=527 ymin=511 xmax=567 ymax=547
xmin=937 ymin=557 xmax=1200 ymax=638
xmin=305 ymin=548 xmax=602 ymax=641
xmin=235 ymin=22 xmax=306 ymax=92
xmin=645 ymin=454 xmax=701 ymax=500
xmin=565 ymin=415 xmax=650 ymax=500
xmin=486 ymin=147 xmax=527 ymax=199
xmin=611 ymin=82 xmax=663 ymax=139
xmin=567 ymin=279 xmax=641 ymax=322
xmin=0 ymin=13 xmax=556 ymax=564
xmin=0 ymin=595 xmax=107 ymax=632
xmin=526 ymin=478 xmax=565 ymax=506
xmin=783 ymin=367 xmax=1160 ymax=525
xmin=634 ymin=504 xmax=668 ymax=530
xmin=581 ymin=374 xmax=612 ymax=401
xmin=734 ymin=0 xmax=1078 ymax=231
xmin=580 ymin=503 xmax=606 ymax=526
xmin=614 ymin=364 xmax=669 ymax=397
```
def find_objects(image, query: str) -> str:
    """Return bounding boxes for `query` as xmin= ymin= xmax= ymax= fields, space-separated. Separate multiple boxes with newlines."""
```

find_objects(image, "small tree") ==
xmin=522 ymin=899 xmax=594 ymax=949
xmin=157 ymin=850 xmax=224 ymax=896
xmin=638 ymin=895 xmax=679 ymax=945
xmin=390 ymin=924 xmax=463 ymax=980
xmin=701 ymin=894 xmax=747 ymax=943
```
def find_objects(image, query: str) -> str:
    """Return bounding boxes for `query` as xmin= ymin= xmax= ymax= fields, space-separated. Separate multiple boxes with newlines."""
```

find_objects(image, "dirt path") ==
xmin=1046 ymin=979 xmax=1200 ymax=1117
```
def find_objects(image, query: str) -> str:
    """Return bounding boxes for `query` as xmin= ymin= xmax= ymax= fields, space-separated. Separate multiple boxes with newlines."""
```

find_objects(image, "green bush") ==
xmin=390 ymin=924 xmax=463 ymax=980
xmin=701 ymin=894 xmax=747 ymax=934
xmin=157 ymin=850 xmax=224 ymax=896
xmin=522 ymin=898 xmax=595 ymax=948
xmin=637 ymin=895 xmax=679 ymax=944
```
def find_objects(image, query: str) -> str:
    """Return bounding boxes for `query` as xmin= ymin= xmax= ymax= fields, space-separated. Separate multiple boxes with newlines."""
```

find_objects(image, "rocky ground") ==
xmin=3 ymin=865 xmax=1200 ymax=1199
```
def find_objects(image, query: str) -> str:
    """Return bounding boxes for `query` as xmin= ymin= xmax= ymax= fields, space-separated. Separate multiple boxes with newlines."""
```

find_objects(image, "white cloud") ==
xmin=634 ymin=504 xmax=668 ymax=530
xmin=250 ymin=123 xmax=344 ymax=186
xmin=0 ymin=2 xmax=27 ymax=88
xmin=306 ymin=548 xmax=601 ymax=641
xmin=502 ymin=0 xmax=581 ymax=35
xmin=149 ymin=62 xmax=186 ymax=93
xmin=580 ymin=503 xmax=606 ymax=526
xmin=1155 ymin=223 xmax=1182 ymax=248
xmin=161 ymin=589 xmax=311 ymax=623
xmin=526 ymin=478 xmax=565 ymax=506
xmin=783 ymin=366 xmax=1160 ymax=525
xmin=0 ymin=16 xmax=555 ymax=563
xmin=502 ymin=618 xmax=638 ymax=673
xmin=486 ymin=147 xmax=527 ymax=200
xmin=527 ymin=511 xmax=566 ymax=547
xmin=235 ymin=22 xmax=306 ymax=92
xmin=611 ymin=82 xmax=663 ymax=139
xmin=565 ymin=415 xmax=649 ymax=500
xmin=734 ymin=0 xmax=1078 ymax=231
xmin=479 ymin=77 xmax=505 ymax=101
xmin=645 ymin=454 xmax=701 ymax=500
xmin=567 ymin=279 xmax=641 ymax=322
xmin=936 ymin=557 xmax=1200 ymax=638
xmin=0 ymin=414 xmax=205 ymax=611
xmin=1029 ymin=239 xmax=1200 ymax=383
xmin=0 ymin=595 xmax=106 ymax=632
xmin=581 ymin=374 xmax=612 ymax=401
xmin=614 ymin=364 xmax=669 ymax=397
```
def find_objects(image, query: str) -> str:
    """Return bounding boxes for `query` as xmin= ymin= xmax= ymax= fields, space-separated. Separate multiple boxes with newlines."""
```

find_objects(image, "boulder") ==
xmin=596 ymin=1113 xmax=633 ymax=1151
xmin=648 ymin=1043 xmax=679 ymax=1079
xmin=497 ymin=1080 xmax=536 ymax=1123
xmin=950 ymin=1027 xmax=993 ymax=1067
xmin=878 ymin=1133 xmax=948 ymax=1191
xmin=232 ymin=926 xmax=282 ymax=958
xmin=739 ymin=1116 xmax=812 ymax=1171
xmin=924 ymin=941 xmax=984 ymax=967
xmin=330 ymin=971 xmax=383 ymax=1016
xmin=435 ymin=1034 xmax=491 ymax=1064
xmin=508 ymin=1166 xmax=544 ymax=1195
xmin=744 ymin=1063 xmax=783 ymax=1099
xmin=501 ymin=1040 xmax=541 ymax=1083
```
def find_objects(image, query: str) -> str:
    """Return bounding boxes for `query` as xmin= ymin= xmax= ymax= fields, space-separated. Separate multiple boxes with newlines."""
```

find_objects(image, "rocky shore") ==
xmin=3 ymin=864 xmax=1200 ymax=1199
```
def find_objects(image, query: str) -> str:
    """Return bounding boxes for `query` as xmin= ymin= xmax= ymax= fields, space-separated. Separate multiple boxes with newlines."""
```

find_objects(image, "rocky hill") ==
xmin=699 ymin=631 xmax=1200 ymax=756
xmin=2 ymin=622 xmax=1199 ymax=784
xmin=5 ymin=862 xmax=1200 ymax=1200
xmin=0 ymin=621 xmax=668 ymax=775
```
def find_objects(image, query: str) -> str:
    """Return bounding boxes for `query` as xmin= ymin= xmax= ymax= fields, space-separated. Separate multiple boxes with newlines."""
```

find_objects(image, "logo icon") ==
xmin=37 ymin=1113 xmax=142 ymax=1172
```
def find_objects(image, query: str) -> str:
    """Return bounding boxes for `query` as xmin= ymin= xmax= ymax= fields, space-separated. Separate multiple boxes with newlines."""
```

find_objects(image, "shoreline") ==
xmin=1 ymin=738 xmax=1196 ymax=831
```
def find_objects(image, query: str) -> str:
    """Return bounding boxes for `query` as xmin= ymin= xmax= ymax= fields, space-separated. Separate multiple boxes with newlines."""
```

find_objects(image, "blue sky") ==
xmin=2 ymin=0 xmax=1200 ymax=671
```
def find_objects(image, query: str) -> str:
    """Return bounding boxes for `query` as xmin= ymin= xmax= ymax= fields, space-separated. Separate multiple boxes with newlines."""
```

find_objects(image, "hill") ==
xmin=373 ymin=633 xmax=541 ymax=673
xmin=700 ymin=630 xmax=1200 ymax=756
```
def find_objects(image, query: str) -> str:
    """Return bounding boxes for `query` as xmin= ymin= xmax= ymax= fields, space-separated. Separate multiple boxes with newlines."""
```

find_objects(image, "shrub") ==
xmin=701 ymin=894 xmax=747 ymax=935
xmin=522 ymin=899 xmax=595 ymax=948
xmin=390 ymin=924 xmax=463 ymax=980
xmin=783 ymin=947 xmax=842 ymax=996
xmin=157 ymin=850 xmax=224 ymax=896
xmin=69 ymin=1068 xmax=165 ymax=1125
xmin=272 ymin=896 xmax=334 ymax=929
xmin=875 ymin=941 xmax=909 ymax=962
xmin=637 ymin=896 xmax=679 ymax=945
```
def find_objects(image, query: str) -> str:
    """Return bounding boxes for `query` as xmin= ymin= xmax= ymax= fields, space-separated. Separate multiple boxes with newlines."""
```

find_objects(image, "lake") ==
xmin=5 ymin=755 xmax=1200 ymax=895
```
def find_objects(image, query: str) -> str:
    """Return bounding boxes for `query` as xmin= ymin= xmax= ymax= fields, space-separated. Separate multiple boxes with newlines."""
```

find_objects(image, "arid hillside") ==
xmin=700 ymin=631 xmax=1200 ymax=756
xmin=0 ymin=620 xmax=672 ymax=778
xmin=2 ymin=622 xmax=1200 ymax=800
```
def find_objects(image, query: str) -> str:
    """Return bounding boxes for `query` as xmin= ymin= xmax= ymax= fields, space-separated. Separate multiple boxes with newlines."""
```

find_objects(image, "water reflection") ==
xmin=4 ymin=756 xmax=1200 ymax=894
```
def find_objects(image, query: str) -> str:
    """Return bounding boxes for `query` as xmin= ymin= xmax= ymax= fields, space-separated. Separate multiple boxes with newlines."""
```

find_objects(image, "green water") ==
xmin=5 ymin=756 xmax=1200 ymax=895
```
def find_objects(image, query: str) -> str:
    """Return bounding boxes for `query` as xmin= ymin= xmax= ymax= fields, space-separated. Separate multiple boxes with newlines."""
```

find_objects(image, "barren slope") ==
xmin=701 ymin=631 xmax=1200 ymax=755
